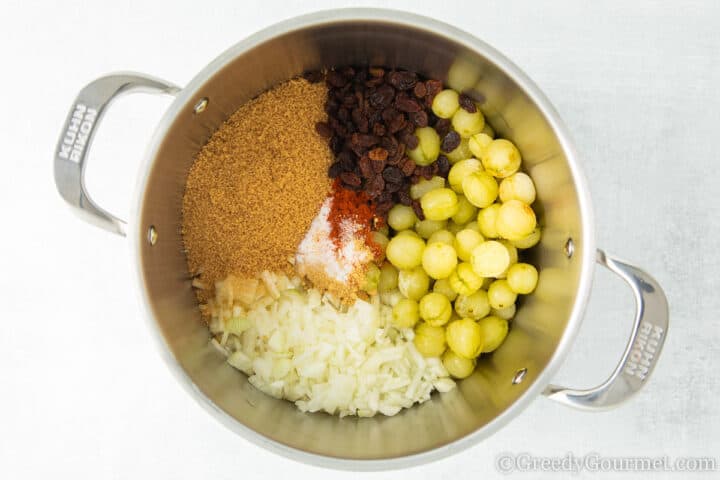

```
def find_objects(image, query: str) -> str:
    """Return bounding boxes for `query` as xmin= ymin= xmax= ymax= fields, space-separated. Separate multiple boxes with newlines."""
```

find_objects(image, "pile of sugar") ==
xmin=182 ymin=78 xmax=333 ymax=302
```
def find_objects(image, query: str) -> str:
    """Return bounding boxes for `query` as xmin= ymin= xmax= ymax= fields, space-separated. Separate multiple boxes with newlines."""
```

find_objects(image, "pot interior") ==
xmin=136 ymin=13 xmax=587 ymax=462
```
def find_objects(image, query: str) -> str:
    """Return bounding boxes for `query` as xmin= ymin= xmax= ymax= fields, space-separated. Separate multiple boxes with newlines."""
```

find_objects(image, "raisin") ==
xmin=436 ymin=155 xmax=450 ymax=176
xmin=328 ymin=162 xmax=343 ymax=179
xmin=376 ymin=201 xmax=393 ymax=217
xmin=386 ymin=155 xmax=402 ymax=166
xmin=417 ymin=165 xmax=434 ymax=180
xmin=315 ymin=122 xmax=332 ymax=138
xmin=413 ymin=82 xmax=427 ymax=98
xmin=395 ymin=93 xmax=422 ymax=112
xmin=369 ymin=67 xmax=385 ymax=78
xmin=369 ymin=108 xmax=384 ymax=125
xmin=404 ymin=134 xmax=419 ymax=150
xmin=330 ymin=136 xmax=343 ymax=154
xmin=400 ymin=121 xmax=416 ymax=137
xmin=368 ymin=147 xmax=388 ymax=162
xmin=393 ymin=143 xmax=406 ymax=163
xmin=380 ymin=135 xmax=399 ymax=153
xmin=387 ymin=71 xmax=417 ymax=90
xmin=401 ymin=157 xmax=417 ymax=176
xmin=377 ymin=191 xmax=393 ymax=205
xmin=351 ymin=107 xmax=363 ymax=125
xmin=370 ymin=149 xmax=388 ymax=173
xmin=330 ymin=119 xmax=348 ymax=137
xmin=382 ymin=166 xmax=404 ymax=184
xmin=354 ymin=68 xmax=368 ymax=84
xmin=340 ymin=172 xmax=362 ymax=187
xmin=368 ymin=85 xmax=395 ymax=109
xmin=338 ymin=152 xmax=355 ymax=172
xmin=332 ymin=88 xmax=346 ymax=102
xmin=324 ymin=98 xmax=339 ymax=115
xmin=358 ymin=155 xmax=374 ymax=178
xmin=356 ymin=116 xmax=369 ymax=134
xmin=372 ymin=123 xmax=386 ymax=136
xmin=388 ymin=114 xmax=407 ymax=133
xmin=371 ymin=157 xmax=386 ymax=174
xmin=366 ymin=174 xmax=385 ymax=197
xmin=435 ymin=118 xmax=451 ymax=138
xmin=423 ymin=95 xmax=434 ymax=109
xmin=339 ymin=108 xmax=352 ymax=123
xmin=430 ymin=161 xmax=439 ymax=176
xmin=409 ymin=110 xmax=428 ymax=127
xmin=397 ymin=189 xmax=412 ymax=206
xmin=326 ymin=70 xmax=348 ymax=88
xmin=412 ymin=200 xmax=425 ymax=220
xmin=302 ymin=70 xmax=324 ymax=83
xmin=381 ymin=107 xmax=398 ymax=124
xmin=441 ymin=131 xmax=461 ymax=152
xmin=365 ymin=77 xmax=385 ymax=88
xmin=385 ymin=181 xmax=402 ymax=193
xmin=425 ymin=79 xmax=443 ymax=97
xmin=342 ymin=95 xmax=356 ymax=108
xmin=340 ymin=66 xmax=356 ymax=78
xmin=349 ymin=141 xmax=366 ymax=157
xmin=459 ymin=93 xmax=477 ymax=113
xmin=351 ymin=133 xmax=379 ymax=147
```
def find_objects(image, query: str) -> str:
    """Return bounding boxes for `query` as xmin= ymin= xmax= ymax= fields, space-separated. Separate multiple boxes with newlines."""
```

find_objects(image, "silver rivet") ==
xmin=564 ymin=238 xmax=575 ymax=258
xmin=512 ymin=368 xmax=527 ymax=385
xmin=147 ymin=226 xmax=158 ymax=246
xmin=193 ymin=97 xmax=208 ymax=114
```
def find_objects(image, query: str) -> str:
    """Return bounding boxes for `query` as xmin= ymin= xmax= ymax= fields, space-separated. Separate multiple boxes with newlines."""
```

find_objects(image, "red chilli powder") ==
xmin=327 ymin=179 xmax=382 ymax=258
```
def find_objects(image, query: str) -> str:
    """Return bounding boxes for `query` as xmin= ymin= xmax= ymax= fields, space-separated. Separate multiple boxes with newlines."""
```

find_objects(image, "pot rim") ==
xmin=129 ymin=7 xmax=596 ymax=471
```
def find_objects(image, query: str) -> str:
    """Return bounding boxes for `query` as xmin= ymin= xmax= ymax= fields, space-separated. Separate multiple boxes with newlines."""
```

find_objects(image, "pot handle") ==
xmin=54 ymin=73 xmax=180 ymax=236
xmin=543 ymin=249 xmax=669 ymax=410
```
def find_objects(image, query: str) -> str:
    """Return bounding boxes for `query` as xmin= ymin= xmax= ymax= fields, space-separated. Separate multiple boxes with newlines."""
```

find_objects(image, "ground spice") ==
xmin=182 ymin=78 xmax=333 ymax=302
xmin=295 ymin=196 xmax=376 ymax=302
xmin=327 ymin=179 xmax=382 ymax=258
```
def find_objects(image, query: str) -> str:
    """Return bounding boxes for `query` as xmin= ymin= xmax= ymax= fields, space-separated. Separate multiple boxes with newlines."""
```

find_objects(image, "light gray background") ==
xmin=1 ymin=0 xmax=718 ymax=478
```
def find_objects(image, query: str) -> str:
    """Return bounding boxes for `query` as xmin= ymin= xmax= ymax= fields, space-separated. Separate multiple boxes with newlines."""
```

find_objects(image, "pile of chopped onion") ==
xmin=207 ymin=271 xmax=454 ymax=417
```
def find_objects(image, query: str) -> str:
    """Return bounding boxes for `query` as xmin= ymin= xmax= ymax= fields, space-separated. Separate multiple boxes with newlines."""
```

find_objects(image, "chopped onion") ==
xmin=209 ymin=271 xmax=454 ymax=417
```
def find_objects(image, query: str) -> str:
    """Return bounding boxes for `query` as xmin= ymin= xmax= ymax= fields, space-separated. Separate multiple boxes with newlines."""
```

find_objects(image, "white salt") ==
xmin=295 ymin=197 xmax=372 ymax=282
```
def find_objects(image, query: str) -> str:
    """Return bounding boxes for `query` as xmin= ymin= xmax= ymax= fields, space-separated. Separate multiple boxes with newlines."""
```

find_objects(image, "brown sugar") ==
xmin=182 ymin=78 xmax=333 ymax=300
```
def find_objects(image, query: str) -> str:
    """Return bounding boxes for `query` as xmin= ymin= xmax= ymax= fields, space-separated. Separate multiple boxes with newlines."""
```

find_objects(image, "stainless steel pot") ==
xmin=54 ymin=8 xmax=669 ymax=470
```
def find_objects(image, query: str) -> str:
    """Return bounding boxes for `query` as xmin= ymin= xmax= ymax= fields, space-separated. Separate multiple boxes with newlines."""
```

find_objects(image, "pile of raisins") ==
xmin=312 ymin=66 xmax=452 ymax=220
